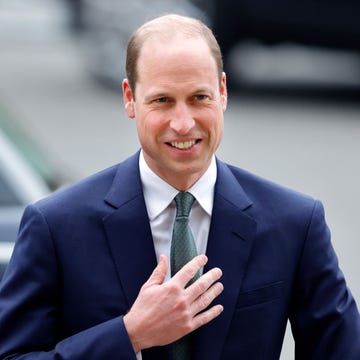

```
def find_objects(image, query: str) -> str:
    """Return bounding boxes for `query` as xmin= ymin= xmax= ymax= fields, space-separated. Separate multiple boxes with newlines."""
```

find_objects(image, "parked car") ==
xmin=0 ymin=128 xmax=51 ymax=281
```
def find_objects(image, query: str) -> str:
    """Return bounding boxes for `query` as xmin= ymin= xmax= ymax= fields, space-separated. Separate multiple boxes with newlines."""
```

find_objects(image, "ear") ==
xmin=122 ymin=79 xmax=135 ymax=118
xmin=220 ymin=72 xmax=228 ymax=112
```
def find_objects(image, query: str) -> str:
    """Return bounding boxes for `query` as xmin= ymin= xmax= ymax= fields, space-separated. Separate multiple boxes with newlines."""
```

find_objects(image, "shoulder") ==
xmin=217 ymin=161 xmax=328 ymax=254
xmin=36 ymin=164 xmax=118 ymax=209
xmin=33 ymin=152 xmax=140 ymax=215
xmin=218 ymin=160 xmax=318 ymax=217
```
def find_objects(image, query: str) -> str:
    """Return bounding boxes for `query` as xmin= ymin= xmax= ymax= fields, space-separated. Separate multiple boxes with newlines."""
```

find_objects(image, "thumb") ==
xmin=144 ymin=254 xmax=168 ymax=287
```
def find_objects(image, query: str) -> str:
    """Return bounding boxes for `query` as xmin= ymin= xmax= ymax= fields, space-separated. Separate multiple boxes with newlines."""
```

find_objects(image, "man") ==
xmin=0 ymin=14 xmax=359 ymax=360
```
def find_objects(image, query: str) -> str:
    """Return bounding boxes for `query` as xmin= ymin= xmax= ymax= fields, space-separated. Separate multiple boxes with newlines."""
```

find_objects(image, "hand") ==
xmin=123 ymin=254 xmax=224 ymax=352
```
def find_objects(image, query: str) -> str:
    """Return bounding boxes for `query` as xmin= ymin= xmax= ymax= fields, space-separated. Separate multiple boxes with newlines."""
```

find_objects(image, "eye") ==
xmin=154 ymin=97 xmax=169 ymax=103
xmin=194 ymin=94 xmax=208 ymax=101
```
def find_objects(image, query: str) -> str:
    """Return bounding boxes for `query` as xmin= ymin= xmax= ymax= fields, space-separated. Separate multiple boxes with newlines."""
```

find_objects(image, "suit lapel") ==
xmin=194 ymin=160 xmax=257 ymax=360
xmin=102 ymin=152 xmax=157 ymax=308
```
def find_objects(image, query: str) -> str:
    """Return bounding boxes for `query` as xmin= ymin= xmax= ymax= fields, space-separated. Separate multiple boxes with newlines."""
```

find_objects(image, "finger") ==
xmin=172 ymin=255 xmax=208 ymax=288
xmin=186 ymin=267 xmax=223 ymax=301
xmin=190 ymin=281 xmax=224 ymax=315
xmin=192 ymin=304 xmax=224 ymax=331
xmin=144 ymin=254 xmax=168 ymax=287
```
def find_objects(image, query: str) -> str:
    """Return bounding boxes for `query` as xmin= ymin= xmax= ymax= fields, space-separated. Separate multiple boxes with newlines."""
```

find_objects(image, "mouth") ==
xmin=168 ymin=140 xmax=199 ymax=150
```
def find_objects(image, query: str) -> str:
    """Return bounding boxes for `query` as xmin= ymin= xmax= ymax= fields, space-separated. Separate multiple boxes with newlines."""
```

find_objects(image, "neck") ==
xmin=163 ymin=173 xmax=202 ymax=192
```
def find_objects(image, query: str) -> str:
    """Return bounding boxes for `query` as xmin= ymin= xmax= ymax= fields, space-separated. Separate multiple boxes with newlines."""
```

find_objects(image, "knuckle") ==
xmin=196 ymin=306 xmax=221 ymax=326
xmin=213 ymin=282 xmax=224 ymax=295
xmin=176 ymin=297 xmax=188 ymax=311
xmin=210 ymin=267 xmax=222 ymax=281
xmin=178 ymin=309 xmax=193 ymax=332
xmin=194 ymin=254 xmax=206 ymax=267
xmin=183 ymin=266 xmax=196 ymax=280
xmin=199 ymin=293 xmax=212 ymax=309
xmin=172 ymin=292 xmax=189 ymax=313
xmin=166 ymin=282 xmax=182 ymax=295
xmin=183 ymin=321 xmax=193 ymax=333
xmin=193 ymin=313 xmax=208 ymax=330
xmin=202 ymin=285 xmax=220 ymax=306
xmin=195 ymin=279 xmax=208 ymax=293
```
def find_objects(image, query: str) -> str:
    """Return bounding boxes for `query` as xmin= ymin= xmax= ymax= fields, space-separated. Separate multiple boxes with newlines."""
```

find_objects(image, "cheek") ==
xmin=205 ymin=109 xmax=224 ymax=135
xmin=208 ymin=113 xmax=224 ymax=148
xmin=214 ymin=121 xmax=224 ymax=146
xmin=136 ymin=113 xmax=165 ymax=141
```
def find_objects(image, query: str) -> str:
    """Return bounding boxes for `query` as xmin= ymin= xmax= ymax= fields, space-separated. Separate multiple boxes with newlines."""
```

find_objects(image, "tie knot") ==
xmin=175 ymin=192 xmax=195 ymax=218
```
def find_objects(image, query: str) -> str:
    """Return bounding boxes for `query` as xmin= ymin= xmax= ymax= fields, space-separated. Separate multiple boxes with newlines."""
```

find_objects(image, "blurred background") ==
xmin=1 ymin=0 xmax=360 ymax=358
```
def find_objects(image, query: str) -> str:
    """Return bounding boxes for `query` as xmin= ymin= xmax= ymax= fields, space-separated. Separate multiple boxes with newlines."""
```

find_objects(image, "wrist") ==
xmin=123 ymin=313 xmax=142 ymax=353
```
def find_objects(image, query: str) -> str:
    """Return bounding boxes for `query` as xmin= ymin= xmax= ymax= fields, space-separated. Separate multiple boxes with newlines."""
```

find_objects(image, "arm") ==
xmin=0 ymin=205 xmax=137 ymax=360
xmin=0 ymin=318 xmax=136 ymax=360
xmin=290 ymin=200 xmax=360 ymax=358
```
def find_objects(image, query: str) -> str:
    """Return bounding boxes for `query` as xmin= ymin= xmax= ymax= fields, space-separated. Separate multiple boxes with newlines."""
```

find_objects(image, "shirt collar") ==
xmin=139 ymin=150 xmax=217 ymax=220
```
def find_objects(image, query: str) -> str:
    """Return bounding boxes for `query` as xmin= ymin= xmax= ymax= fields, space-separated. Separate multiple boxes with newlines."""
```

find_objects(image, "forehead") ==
xmin=137 ymin=35 xmax=217 ymax=79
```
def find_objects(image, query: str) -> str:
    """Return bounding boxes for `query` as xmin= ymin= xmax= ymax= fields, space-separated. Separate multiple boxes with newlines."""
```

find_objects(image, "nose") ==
xmin=169 ymin=103 xmax=195 ymax=134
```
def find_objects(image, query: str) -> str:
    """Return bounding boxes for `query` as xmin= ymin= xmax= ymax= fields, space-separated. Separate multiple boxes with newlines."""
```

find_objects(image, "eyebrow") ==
xmin=143 ymin=85 xmax=215 ymax=102
xmin=144 ymin=92 xmax=168 ymax=102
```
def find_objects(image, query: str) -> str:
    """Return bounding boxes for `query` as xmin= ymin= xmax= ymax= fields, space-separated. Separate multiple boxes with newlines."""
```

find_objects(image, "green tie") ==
xmin=171 ymin=192 xmax=199 ymax=360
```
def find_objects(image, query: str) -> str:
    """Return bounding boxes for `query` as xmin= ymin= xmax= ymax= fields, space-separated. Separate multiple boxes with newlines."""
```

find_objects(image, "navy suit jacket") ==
xmin=0 ymin=152 xmax=359 ymax=359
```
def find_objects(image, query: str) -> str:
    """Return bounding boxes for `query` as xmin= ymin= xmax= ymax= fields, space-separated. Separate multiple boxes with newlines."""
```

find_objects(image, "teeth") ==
xmin=170 ymin=140 xmax=196 ymax=150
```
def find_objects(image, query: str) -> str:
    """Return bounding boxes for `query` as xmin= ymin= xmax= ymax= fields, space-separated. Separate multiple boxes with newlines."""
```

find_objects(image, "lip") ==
xmin=166 ymin=139 xmax=201 ymax=151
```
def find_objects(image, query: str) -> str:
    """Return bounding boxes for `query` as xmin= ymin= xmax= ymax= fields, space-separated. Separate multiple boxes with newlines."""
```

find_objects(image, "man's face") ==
xmin=123 ymin=35 xmax=227 ymax=190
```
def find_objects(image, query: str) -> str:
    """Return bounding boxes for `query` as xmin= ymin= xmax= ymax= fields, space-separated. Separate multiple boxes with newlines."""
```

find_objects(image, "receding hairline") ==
xmin=135 ymin=14 xmax=210 ymax=39
xmin=125 ymin=14 xmax=223 ymax=92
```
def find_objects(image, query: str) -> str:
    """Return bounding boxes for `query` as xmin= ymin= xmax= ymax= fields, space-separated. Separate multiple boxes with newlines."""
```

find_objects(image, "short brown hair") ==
xmin=125 ymin=14 xmax=223 ymax=94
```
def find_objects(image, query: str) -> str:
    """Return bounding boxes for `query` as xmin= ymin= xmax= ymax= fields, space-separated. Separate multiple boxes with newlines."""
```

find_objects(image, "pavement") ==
xmin=1 ymin=0 xmax=360 ymax=358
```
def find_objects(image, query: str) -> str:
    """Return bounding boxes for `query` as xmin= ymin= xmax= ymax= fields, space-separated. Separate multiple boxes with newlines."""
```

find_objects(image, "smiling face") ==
xmin=123 ymin=34 xmax=227 ymax=190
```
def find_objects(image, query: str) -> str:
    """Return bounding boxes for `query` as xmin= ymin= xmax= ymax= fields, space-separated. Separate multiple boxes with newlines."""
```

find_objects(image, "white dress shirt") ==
xmin=134 ymin=151 xmax=216 ymax=359
xmin=139 ymin=150 xmax=217 ymax=281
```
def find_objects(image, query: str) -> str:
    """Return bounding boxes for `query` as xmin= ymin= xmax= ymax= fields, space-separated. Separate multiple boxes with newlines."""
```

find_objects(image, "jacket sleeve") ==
xmin=290 ymin=200 xmax=360 ymax=358
xmin=0 ymin=204 xmax=137 ymax=360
